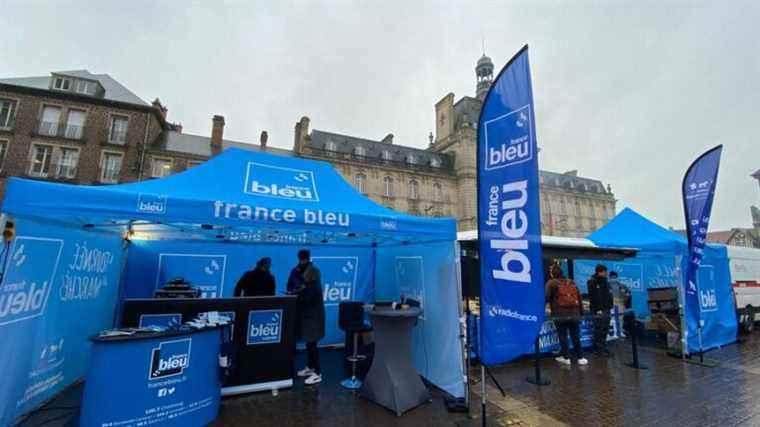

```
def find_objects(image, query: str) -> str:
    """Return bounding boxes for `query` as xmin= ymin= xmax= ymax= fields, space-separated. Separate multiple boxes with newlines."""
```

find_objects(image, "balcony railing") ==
xmin=35 ymin=120 xmax=86 ymax=141
xmin=27 ymin=161 xmax=78 ymax=180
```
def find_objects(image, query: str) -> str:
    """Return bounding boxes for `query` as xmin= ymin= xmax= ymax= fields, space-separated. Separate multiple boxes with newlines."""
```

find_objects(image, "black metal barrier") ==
xmin=526 ymin=309 xmax=646 ymax=386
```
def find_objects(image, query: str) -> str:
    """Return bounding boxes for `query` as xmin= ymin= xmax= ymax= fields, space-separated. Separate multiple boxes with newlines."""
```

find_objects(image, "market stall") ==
xmin=0 ymin=148 xmax=465 ymax=425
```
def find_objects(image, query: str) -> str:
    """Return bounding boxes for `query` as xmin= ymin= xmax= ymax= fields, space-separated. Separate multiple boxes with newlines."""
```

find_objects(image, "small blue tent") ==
xmin=587 ymin=208 xmax=737 ymax=352
xmin=0 ymin=148 xmax=465 ymax=425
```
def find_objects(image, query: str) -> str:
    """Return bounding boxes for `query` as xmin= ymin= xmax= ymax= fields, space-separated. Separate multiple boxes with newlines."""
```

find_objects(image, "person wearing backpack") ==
xmin=545 ymin=265 xmax=588 ymax=366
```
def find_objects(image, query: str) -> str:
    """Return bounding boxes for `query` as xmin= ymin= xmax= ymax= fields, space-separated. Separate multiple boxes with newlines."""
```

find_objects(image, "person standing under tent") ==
xmin=546 ymin=265 xmax=588 ymax=366
xmin=288 ymin=249 xmax=325 ymax=385
xmin=233 ymin=257 xmax=275 ymax=297
xmin=588 ymin=264 xmax=614 ymax=356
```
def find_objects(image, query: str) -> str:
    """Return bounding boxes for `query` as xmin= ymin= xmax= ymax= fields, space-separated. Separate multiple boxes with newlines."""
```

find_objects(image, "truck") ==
xmin=728 ymin=245 xmax=760 ymax=332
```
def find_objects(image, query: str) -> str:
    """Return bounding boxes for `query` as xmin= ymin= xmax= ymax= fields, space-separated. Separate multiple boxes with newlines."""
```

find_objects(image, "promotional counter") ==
xmin=121 ymin=296 xmax=297 ymax=394
xmin=80 ymin=327 xmax=222 ymax=427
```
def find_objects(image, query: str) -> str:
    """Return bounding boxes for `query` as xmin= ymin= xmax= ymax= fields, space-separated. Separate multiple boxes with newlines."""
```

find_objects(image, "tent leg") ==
xmin=480 ymin=364 xmax=486 ymax=427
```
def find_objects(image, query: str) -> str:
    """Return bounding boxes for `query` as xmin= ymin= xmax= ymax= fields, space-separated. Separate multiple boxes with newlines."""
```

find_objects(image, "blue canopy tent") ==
xmin=0 ymin=148 xmax=465 ymax=425
xmin=584 ymin=208 xmax=736 ymax=353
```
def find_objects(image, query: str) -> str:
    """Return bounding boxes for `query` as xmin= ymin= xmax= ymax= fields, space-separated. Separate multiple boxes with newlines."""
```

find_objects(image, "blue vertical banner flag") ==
xmin=477 ymin=45 xmax=545 ymax=365
xmin=681 ymin=145 xmax=723 ymax=351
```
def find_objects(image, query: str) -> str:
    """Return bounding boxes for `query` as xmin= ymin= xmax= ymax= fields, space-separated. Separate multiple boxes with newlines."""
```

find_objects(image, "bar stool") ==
xmin=339 ymin=301 xmax=373 ymax=389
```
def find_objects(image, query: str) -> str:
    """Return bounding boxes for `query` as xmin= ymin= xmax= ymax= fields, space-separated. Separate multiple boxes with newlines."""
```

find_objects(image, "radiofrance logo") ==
xmin=149 ymin=338 xmax=191 ymax=380
xmin=244 ymin=162 xmax=319 ymax=202
xmin=247 ymin=309 xmax=283 ymax=345
xmin=484 ymin=104 xmax=533 ymax=171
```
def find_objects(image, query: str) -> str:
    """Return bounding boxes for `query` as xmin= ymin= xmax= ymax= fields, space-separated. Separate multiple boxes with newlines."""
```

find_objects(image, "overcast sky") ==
xmin=1 ymin=1 xmax=758 ymax=230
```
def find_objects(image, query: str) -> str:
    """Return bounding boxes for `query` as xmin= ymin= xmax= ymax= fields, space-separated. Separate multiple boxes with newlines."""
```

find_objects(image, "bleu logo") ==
xmin=484 ymin=105 xmax=533 ymax=171
xmin=698 ymin=265 xmax=717 ymax=312
xmin=149 ymin=338 xmax=191 ymax=380
xmin=138 ymin=194 xmax=168 ymax=214
xmin=315 ymin=257 xmax=358 ymax=307
xmin=379 ymin=219 xmax=397 ymax=230
xmin=247 ymin=309 xmax=282 ymax=345
xmin=243 ymin=162 xmax=319 ymax=202
xmin=0 ymin=237 xmax=63 ymax=327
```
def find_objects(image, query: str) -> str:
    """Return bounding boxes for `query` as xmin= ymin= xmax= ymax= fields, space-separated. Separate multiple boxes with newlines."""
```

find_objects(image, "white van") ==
xmin=728 ymin=245 xmax=760 ymax=332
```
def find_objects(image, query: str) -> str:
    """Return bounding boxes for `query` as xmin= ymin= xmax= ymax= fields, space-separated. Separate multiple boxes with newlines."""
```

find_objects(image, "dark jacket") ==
xmin=587 ymin=275 xmax=614 ymax=313
xmin=234 ymin=268 xmax=276 ymax=297
xmin=291 ymin=262 xmax=325 ymax=343
xmin=546 ymin=278 xmax=584 ymax=320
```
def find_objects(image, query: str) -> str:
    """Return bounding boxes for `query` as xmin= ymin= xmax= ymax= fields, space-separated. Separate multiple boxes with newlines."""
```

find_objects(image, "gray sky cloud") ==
xmin=1 ymin=0 xmax=757 ymax=230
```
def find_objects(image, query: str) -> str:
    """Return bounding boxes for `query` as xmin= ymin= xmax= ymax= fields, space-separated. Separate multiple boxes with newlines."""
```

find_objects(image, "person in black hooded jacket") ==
xmin=234 ymin=257 xmax=275 ymax=297
xmin=587 ymin=264 xmax=614 ymax=356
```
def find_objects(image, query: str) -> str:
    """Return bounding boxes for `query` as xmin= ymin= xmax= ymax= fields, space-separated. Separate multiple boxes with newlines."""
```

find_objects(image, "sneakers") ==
xmin=297 ymin=367 xmax=314 ymax=377
xmin=578 ymin=358 xmax=589 ymax=366
xmin=304 ymin=373 xmax=322 ymax=385
xmin=555 ymin=356 xmax=571 ymax=365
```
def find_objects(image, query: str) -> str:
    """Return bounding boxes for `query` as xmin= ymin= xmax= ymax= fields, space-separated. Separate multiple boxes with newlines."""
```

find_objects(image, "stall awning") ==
xmin=2 ymin=148 xmax=456 ymax=246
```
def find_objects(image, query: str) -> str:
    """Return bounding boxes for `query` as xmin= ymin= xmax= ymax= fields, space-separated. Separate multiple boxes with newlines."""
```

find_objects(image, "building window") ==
xmin=53 ymin=77 xmax=72 ymax=90
xmin=355 ymin=146 xmax=366 ymax=157
xmin=151 ymin=157 xmax=173 ymax=178
xmin=382 ymin=150 xmax=392 ymax=161
xmin=325 ymin=140 xmax=337 ymax=151
xmin=39 ymin=105 xmax=62 ymax=136
xmin=559 ymin=198 xmax=567 ymax=214
xmin=0 ymin=140 xmax=7 ymax=170
xmin=75 ymin=80 xmax=91 ymax=94
xmin=100 ymin=151 xmax=123 ymax=183
xmin=29 ymin=144 xmax=78 ymax=179
xmin=406 ymin=154 xmax=416 ymax=165
xmin=0 ymin=99 xmax=17 ymax=129
xmin=433 ymin=182 xmax=443 ymax=202
xmin=430 ymin=157 xmax=441 ymax=168
xmin=65 ymin=109 xmax=86 ymax=140
xmin=574 ymin=201 xmax=581 ymax=216
xmin=30 ymin=145 xmax=53 ymax=177
xmin=355 ymin=173 xmax=366 ymax=193
xmin=409 ymin=180 xmax=419 ymax=200
xmin=108 ymin=115 xmax=128 ymax=144
xmin=383 ymin=176 xmax=394 ymax=197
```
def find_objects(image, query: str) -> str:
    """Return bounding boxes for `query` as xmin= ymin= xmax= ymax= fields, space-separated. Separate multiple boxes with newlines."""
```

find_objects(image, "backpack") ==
xmin=555 ymin=279 xmax=579 ymax=308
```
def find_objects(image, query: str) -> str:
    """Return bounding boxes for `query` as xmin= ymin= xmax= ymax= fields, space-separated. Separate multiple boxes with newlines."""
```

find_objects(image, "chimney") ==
xmin=381 ymin=133 xmax=394 ymax=144
xmin=152 ymin=98 xmax=168 ymax=120
xmin=260 ymin=131 xmax=268 ymax=149
xmin=211 ymin=115 xmax=225 ymax=156
xmin=294 ymin=116 xmax=310 ymax=153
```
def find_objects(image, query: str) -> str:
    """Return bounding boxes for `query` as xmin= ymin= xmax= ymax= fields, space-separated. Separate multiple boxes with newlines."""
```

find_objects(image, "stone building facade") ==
xmin=296 ymin=54 xmax=617 ymax=236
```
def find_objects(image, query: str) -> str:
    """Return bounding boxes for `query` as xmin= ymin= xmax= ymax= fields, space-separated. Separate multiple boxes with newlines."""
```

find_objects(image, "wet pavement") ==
xmin=19 ymin=332 xmax=760 ymax=427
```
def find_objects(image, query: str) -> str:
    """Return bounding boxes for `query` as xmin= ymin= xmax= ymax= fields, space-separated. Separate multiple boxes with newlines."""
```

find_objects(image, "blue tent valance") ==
xmin=2 ymin=148 xmax=456 ymax=246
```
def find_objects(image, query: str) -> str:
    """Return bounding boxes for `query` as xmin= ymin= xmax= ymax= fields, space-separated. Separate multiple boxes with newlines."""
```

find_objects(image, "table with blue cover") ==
xmin=360 ymin=307 xmax=430 ymax=416
xmin=79 ymin=327 xmax=222 ymax=427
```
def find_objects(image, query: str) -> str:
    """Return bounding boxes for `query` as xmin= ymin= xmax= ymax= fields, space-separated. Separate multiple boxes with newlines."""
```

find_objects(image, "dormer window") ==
xmin=76 ymin=80 xmax=91 ymax=94
xmin=382 ymin=150 xmax=392 ymax=161
xmin=325 ymin=140 xmax=336 ymax=151
xmin=53 ymin=77 xmax=72 ymax=90
xmin=406 ymin=154 xmax=416 ymax=165
xmin=430 ymin=157 xmax=441 ymax=167
xmin=355 ymin=146 xmax=366 ymax=157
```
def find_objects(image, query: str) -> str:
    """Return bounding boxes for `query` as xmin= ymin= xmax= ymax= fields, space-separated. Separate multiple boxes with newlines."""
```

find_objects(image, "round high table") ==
xmin=360 ymin=307 xmax=430 ymax=416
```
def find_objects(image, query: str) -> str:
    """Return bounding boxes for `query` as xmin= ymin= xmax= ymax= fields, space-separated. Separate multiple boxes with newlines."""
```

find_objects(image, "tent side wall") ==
xmin=122 ymin=239 xmax=376 ymax=346
xmin=375 ymin=240 xmax=465 ymax=398
xmin=0 ymin=217 xmax=125 ymax=426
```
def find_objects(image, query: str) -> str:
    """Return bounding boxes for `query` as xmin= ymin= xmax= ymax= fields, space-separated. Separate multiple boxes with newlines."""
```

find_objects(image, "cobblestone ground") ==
xmin=20 ymin=331 xmax=760 ymax=426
